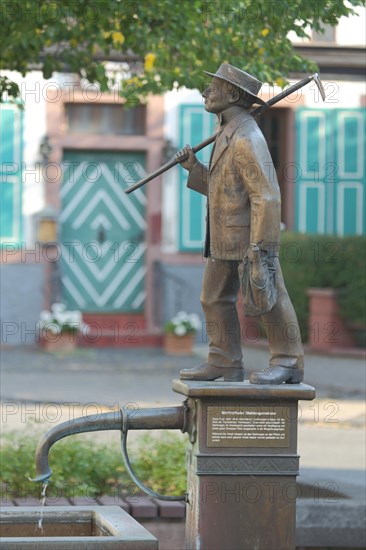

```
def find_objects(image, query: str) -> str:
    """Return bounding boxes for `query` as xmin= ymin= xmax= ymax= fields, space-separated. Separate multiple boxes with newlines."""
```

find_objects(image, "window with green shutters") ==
xmin=177 ymin=105 xmax=365 ymax=246
xmin=295 ymin=108 xmax=365 ymax=236
xmin=0 ymin=104 xmax=23 ymax=246
xmin=178 ymin=104 xmax=216 ymax=252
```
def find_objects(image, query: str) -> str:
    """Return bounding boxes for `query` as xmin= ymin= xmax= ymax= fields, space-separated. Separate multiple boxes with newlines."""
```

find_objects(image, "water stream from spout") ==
xmin=36 ymin=481 xmax=48 ymax=532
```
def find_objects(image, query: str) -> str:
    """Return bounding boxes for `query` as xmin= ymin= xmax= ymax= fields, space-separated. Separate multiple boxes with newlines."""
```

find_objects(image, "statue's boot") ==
xmin=180 ymin=363 xmax=244 ymax=382
xmin=250 ymin=366 xmax=303 ymax=385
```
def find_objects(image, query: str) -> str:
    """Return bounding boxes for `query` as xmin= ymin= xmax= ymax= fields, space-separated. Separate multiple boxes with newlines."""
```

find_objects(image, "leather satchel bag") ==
xmin=240 ymin=245 xmax=277 ymax=317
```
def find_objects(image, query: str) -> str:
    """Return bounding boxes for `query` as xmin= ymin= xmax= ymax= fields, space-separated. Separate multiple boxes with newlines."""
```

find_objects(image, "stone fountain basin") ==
xmin=0 ymin=506 xmax=158 ymax=549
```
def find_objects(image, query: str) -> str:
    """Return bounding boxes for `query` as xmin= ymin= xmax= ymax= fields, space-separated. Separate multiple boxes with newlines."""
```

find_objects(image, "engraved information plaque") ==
xmin=207 ymin=405 xmax=290 ymax=448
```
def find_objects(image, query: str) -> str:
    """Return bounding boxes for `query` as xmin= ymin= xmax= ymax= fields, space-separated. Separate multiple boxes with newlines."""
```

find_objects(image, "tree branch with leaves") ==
xmin=0 ymin=0 xmax=363 ymax=103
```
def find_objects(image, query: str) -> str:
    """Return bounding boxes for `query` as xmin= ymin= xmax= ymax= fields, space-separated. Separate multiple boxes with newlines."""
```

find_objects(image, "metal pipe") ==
xmin=32 ymin=406 xmax=185 ymax=483
xmin=124 ymin=406 xmax=185 ymax=431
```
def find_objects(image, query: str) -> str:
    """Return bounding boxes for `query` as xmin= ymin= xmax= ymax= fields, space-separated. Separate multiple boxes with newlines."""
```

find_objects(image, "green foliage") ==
xmin=132 ymin=433 xmax=187 ymax=495
xmin=280 ymin=232 xmax=366 ymax=342
xmin=0 ymin=430 xmax=187 ymax=501
xmin=1 ymin=0 xmax=363 ymax=102
xmin=0 ymin=76 xmax=22 ymax=107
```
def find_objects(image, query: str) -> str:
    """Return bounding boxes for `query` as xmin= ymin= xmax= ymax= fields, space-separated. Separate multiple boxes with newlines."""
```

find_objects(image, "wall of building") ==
xmin=155 ymin=262 xmax=205 ymax=341
xmin=1 ymin=8 xmax=364 ymax=345
xmin=0 ymin=262 xmax=44 ymax=346
xmin=158 ymin=4 xmax=366 ymax=324
xmin=1 ymin=70 xmax=51 ymax=245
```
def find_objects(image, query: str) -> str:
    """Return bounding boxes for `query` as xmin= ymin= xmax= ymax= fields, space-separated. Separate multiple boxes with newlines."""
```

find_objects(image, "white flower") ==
xmin=43 ymin=322 xmax=62 ymax=335
xmin=176 ymin=311 xmax=189 ymax=321
xmin=51 ymin=303 xmax=66 ymax=314
xmin=53 ymin=312 xmax=68 ymax=325
xmin=188 ymin=314 xmax=201 ymax=330
xmin=67 ymin=310 xmax=82 ymax=323
xmin=40 ymin=311 xmax=52 ymax=322
xmin=165 ymin=311 xmax=199 ymax=335
xmin=174 ymin=325 xmax=187 ymax=336
xmin=39 ymin=303 xmax=84 ymax=333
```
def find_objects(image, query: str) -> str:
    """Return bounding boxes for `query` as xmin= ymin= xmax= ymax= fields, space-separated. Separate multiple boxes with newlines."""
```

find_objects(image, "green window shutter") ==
xmin=333 ymin=109 xmax=365 ymax=236
xmin=178 ymin=105 xmax=215 ymax=251
xmin=0 ymin=105 xmax=23 ymax=245
xmin=295 ymin=107 xmax=365 ymax=236
xmin=296 ymin=108 xmax=332 ymax=234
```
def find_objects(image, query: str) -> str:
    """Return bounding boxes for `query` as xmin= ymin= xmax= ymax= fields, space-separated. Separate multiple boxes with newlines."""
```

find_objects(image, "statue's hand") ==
xmin=246 ymin=244 xmax=268 ymax=288
xmin=175 ymin=145 xmax=197 ymax=172
xmin=246 ymin=243 xmax=261 ymax=262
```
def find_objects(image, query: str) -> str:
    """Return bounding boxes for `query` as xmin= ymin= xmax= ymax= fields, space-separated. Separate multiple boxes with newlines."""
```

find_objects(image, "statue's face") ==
xmin=202 ymin=77 xmax=235 ymax=114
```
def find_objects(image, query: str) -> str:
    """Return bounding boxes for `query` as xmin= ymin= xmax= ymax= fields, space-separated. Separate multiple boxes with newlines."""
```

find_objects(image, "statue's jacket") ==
xmin=187 ymin=110 xmax=282 ymax=261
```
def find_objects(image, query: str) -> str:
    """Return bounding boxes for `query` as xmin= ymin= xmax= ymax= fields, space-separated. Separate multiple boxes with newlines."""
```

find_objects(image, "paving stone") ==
xmin=13 ymin=497 xmax=42 ymax=507
xmin=125 ymin=496 xmax=158 ymax=518
xmin=69 ymin=496 xmax=98 ymax=506
xmin=45 ymin=497 xmax=71 ymax=506
xmin=152 ymin=499 xmax=186 ymax=518
xmin=97 ymin=495 xmax=130 ymax=512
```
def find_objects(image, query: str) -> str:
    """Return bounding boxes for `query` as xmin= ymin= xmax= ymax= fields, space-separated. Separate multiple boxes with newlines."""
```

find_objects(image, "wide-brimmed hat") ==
xmin=204 ymin=63 xmax=266 ymax=105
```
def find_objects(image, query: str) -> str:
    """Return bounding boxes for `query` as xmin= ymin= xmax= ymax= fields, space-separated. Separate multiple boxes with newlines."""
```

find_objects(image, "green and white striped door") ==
xmin=296 ymin=108 xmax=365 ymax=235
xmin=60 ymin=151 xmax=146 ymax=312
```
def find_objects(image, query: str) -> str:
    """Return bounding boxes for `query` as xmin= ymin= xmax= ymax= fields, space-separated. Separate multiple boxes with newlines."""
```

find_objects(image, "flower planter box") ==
xmin=39 ymin=303 xmax=88 ymax=352
xmin=163 ymin=333 xmax=195 ymax=355
xmin=40 ymin=330 xmax=78 ymax=352
xmin=307 ymin=288 xmax=355 ymax=351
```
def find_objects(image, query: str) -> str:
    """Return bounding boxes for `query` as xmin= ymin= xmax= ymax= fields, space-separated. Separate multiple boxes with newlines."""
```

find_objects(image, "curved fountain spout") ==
xmin=32 ymin=406 xmax=186 ymax=483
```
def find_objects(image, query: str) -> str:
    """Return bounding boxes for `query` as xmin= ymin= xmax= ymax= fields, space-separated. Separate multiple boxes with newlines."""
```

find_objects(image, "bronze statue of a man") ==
xmin=176 ymin=63 xmax=304 ymax=385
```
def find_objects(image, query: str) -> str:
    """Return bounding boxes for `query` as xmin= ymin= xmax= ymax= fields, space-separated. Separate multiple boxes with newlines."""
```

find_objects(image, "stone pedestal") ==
xmin=172 ymin=380 xmax=315 ymax=550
